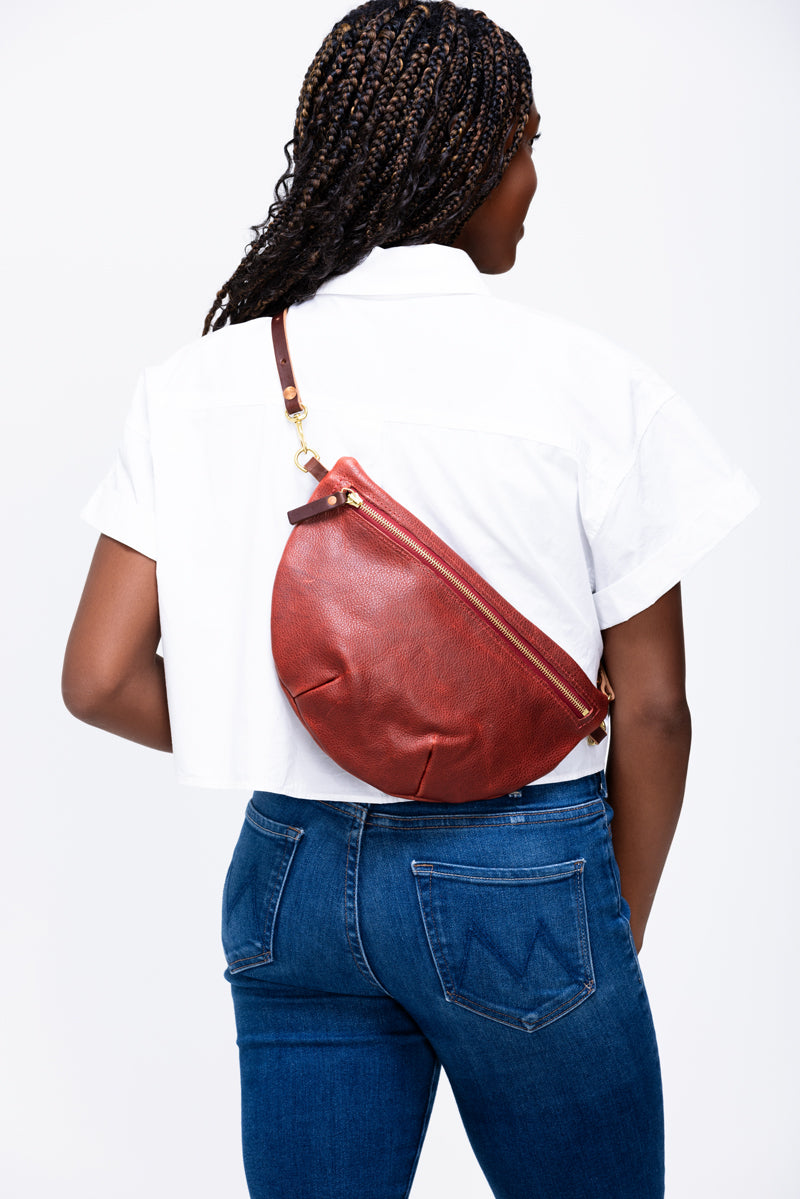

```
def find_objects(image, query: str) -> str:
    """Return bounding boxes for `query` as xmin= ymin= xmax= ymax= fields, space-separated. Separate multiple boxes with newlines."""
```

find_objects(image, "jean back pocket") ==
xmin=221 ymin=801 xmax=304 ymax=975
xmin=411 ymin=858 xmax=595 ymax=1032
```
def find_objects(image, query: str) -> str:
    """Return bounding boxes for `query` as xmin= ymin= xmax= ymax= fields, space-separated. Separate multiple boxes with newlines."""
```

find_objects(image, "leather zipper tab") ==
xmin=287 ymin=490 xmax=351 ymax=525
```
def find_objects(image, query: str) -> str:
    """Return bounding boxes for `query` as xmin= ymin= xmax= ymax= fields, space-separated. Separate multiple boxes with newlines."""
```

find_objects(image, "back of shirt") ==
xmin=80 ymin=243 xmax=760 ymax=799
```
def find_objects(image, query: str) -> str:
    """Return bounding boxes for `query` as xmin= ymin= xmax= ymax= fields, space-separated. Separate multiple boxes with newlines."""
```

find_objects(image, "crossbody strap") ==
xmin=271 ymin=309 xmax=329 ymax=482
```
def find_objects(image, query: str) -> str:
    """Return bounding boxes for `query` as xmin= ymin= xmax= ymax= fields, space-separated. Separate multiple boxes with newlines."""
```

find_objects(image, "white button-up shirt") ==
xmin=80 ymin=243 xmax=759 ymax=798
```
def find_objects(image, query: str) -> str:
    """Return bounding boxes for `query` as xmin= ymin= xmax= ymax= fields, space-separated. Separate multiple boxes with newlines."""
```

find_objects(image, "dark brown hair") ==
xmin=202 ymin=0 xmax=532 ymax=333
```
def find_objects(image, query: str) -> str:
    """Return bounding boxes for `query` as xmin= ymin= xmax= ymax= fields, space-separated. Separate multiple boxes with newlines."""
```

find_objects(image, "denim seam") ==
xmin=402 ymin=1060 xmax=441 ymax=1199
xmin=574 ymin=862 xmax=592 ymax=980
xmin=313 ymin=801 xmax=370 ymax=821
xmin=343 ymin=815 xmax=392 ymax=995
xmin=364 ymin=802 xmax=606 ymax=830
xmin=601 ymin=809 xmax=645 ymax=988
xmin=412 ymin=866 xmax=580 ymax=883
xmin=424 ymin=867 xmax=456 ymax=997
xmin=261 ymin=837 xmax=300 ymax=965
xmin=296 ymin=799 xmax=605 ymax=825
xmin=244 ymin=811 xmax=304 ymax=841
xmin=259 ymin=841 xmax=287 ymax=965
xmin=602 ymin=810 xmax=623 ymax=920
xmin=225 ymin=834 xmax=303 ymax=971
xmin=447 ymin=979 xmax=596 ymax=1033
xmin=411 ymin=872 xmax=452 ymax=1003
xmin=226 ymin=949 xmax=269 ymax=970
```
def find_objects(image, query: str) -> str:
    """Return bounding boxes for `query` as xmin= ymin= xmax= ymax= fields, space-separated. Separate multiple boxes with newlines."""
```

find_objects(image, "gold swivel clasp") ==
xmin=286 ymin=403 xmax=321 ymax=473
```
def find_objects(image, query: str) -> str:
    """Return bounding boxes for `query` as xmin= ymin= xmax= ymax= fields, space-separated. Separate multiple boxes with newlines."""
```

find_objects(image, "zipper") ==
xmin=344 ymin=489 xmax=591 ymax=719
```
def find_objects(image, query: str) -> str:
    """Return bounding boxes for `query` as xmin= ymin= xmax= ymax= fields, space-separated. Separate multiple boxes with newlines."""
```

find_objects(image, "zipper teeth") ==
xmin=355 ymin=499 xmax=590 ymax=717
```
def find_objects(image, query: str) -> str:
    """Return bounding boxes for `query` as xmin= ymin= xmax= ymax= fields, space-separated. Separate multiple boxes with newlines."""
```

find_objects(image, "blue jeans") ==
xmin=222 ymin=771 xmax=664 ymax=1198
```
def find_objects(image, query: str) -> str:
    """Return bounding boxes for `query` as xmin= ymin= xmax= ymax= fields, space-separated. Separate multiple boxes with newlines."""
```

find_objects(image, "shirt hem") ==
xmin=80 ymin=505 xmax=157 ymax=562
xmin=173 ymin=754 xmax=608 ymax=799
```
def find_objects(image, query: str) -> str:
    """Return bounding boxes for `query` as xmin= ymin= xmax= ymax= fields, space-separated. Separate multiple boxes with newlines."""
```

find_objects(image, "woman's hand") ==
xmin=62 ymin=534 xmax=172 ymax=752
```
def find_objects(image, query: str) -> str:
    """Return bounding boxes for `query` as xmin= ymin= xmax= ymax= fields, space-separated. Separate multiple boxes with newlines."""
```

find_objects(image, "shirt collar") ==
xmin=312 ymin=243 xmax=491 ymax=299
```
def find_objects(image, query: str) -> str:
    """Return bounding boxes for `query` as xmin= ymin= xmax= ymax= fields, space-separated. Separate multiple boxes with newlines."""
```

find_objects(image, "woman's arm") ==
xmin=600 ymin=582 xmax=692 ymax=953
xmin=61 ymin=534 xmax=172 ymax=752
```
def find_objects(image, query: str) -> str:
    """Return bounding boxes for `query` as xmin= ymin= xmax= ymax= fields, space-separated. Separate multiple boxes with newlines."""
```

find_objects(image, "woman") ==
xmin=62 ymin=2 xmax=759 ymax=1196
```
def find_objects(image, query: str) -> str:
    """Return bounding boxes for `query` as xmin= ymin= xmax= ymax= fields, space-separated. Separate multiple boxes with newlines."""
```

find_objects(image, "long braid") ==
xmin=202 ymin=0 xmax=532 ymax=334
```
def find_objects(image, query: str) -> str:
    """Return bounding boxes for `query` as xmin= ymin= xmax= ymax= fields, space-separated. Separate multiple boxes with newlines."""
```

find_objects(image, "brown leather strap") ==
xmin=271 ymin=308 xmax=330 ymax=482
xmin=271 ymin=310 xmax=304 ymax=415
xmin=288 ymin=490 xmax=351 ymax=525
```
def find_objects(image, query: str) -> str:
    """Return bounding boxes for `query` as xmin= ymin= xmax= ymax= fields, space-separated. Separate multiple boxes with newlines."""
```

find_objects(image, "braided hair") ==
xmin=202 ymin=0 xmax=532 ymax=334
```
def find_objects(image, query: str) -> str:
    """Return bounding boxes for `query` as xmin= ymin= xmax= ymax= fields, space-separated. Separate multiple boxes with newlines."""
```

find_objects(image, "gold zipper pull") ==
xmin=345 ymin=489 xmax=364 ymax=509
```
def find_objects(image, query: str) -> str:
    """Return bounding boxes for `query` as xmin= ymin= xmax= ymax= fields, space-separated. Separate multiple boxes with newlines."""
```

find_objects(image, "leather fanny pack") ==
xmin=269 ymin=309 xmax=611 ymax=803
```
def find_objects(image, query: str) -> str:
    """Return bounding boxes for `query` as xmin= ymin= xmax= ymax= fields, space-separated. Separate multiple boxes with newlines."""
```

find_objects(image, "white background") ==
xmin=1 ymin=0 xmax=796 ymax=1194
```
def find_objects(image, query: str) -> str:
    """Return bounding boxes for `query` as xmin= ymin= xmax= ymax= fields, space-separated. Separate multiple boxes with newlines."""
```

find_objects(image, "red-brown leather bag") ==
xmin=269 ymin=309 xmax=610 ymax=803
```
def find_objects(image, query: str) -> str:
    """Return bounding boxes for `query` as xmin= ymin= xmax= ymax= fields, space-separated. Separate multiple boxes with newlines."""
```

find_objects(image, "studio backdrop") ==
xmin=0 ymin=1 xmax=796 ymax=1196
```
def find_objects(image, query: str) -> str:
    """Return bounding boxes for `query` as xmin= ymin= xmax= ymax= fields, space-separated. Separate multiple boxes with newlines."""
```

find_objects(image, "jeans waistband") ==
xmin=251 ymin=770 xmax=608 ymax=827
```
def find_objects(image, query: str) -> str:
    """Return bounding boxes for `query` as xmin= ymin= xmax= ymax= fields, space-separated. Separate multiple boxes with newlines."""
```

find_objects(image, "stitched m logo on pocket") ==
xmin=411 ymin=858 xmax=596 ymax=1032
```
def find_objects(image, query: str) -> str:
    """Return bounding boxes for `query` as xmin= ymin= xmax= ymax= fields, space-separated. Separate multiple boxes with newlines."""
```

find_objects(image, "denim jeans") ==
xmin=221 ymin=770 xmax=664 ymax=1198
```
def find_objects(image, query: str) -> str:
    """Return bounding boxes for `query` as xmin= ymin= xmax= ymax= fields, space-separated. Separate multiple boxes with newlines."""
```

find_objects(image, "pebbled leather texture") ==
xmin=271 ymin=457 xmax=609 ymax=804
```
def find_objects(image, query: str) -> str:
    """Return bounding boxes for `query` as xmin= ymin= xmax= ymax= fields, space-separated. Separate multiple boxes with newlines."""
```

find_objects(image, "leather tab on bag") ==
xmin=587 ymin=723 xmax=607 ymax=745
xmin=271 ymin=310 xmax=303 ymax=416
xmin=306 ymin=456 xmax=330 ymax=482
xmin=288 ymin=490 xmax=350 ymax=525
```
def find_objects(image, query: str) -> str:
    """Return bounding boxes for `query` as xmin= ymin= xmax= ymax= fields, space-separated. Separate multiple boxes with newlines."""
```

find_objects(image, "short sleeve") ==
xmin=589 ymin=391 xmax=760 ymax=629
xmin=79 ymin=373 xmax=157 ymax=561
